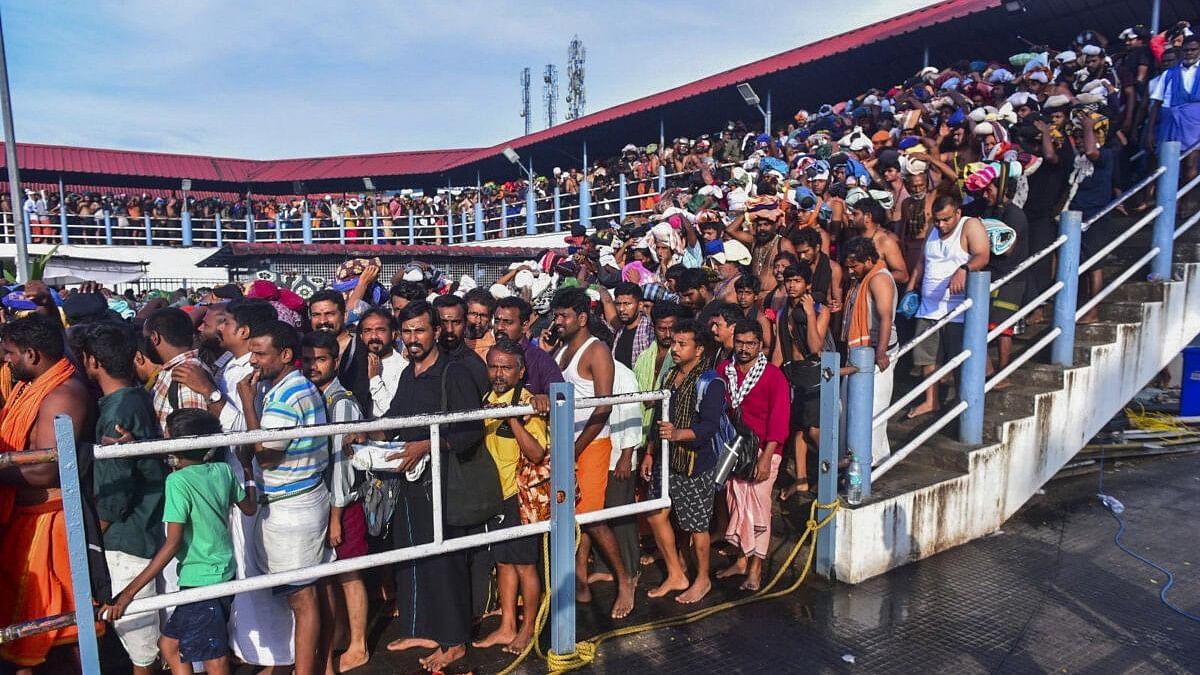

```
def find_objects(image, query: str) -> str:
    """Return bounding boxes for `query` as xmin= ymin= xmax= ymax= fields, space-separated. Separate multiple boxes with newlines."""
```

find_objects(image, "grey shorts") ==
xmin=911 ymin=318 xmax=965 ymax=368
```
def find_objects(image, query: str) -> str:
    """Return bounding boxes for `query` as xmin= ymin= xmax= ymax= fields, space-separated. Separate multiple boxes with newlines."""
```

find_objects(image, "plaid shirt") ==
xmin=611 ymin=314 xmax=654 ymax=368
xmin=151 ymin=350 xmax=210 ymax=431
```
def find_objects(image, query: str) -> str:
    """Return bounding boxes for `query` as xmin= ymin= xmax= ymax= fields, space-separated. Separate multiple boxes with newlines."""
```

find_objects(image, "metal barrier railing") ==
xmin=858 ymin=140 xmax=1199 ymax=490
xmin=0 ymin=386 xmax=671 ymax=674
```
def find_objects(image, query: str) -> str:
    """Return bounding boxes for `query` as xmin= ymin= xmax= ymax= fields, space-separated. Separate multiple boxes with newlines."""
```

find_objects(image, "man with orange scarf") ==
xmin=0 ymin=314 xmax=98 ymax=671
xmin=840 ymin=237 xmax=898 ymax=467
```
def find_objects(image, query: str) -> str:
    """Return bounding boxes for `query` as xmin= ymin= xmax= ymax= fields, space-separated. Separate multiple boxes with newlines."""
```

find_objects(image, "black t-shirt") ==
xmin=985 ymin=202 xmax=1030 ymax=276
xmin=1023 ymin=142 xmax=1075 ymax=220
xmin=613 ymin=325 xmax=636 ymax=369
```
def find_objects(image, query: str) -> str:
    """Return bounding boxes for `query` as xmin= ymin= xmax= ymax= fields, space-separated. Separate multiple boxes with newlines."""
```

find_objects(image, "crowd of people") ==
xmin=0 ymin=16 xmax=1197 ymax=675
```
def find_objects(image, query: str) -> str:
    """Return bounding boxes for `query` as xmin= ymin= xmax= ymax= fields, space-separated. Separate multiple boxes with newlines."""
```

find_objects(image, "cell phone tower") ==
xmin=520 ymin=67 xmax=531 ymax=135
xmin=543 ymin=64 xmax=558 ymax=129
xmin=565 ymin=35 xmax=586 ymax=121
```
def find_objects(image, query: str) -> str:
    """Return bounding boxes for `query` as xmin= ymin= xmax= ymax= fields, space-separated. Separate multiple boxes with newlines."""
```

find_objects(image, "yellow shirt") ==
xmin=483 ymin=388 xmax=549 ymax=499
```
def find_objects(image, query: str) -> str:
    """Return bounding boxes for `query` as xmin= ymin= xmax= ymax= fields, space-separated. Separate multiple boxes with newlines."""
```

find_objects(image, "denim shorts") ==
xmin=161 ymin=592 xmax=232 ymax=662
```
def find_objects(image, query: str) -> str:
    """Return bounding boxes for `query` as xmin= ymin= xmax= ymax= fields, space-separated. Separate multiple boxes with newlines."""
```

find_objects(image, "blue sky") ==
xmin=1 ymin=0 xmax=936 ymax=159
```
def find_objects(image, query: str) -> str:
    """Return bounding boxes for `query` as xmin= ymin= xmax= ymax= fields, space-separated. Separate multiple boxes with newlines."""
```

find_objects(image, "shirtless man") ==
xmin=726 ymin=195 xmax=797 ymax=296
xmin=545 ymin=287 xmax=637 ymax=620
xmin=0 ymin=314 xmax=95 ymax=673
xmin=850 ymin=197 xmax=909 ymax=287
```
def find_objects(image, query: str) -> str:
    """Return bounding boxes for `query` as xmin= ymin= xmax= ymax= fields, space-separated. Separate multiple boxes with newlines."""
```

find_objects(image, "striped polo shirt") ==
xmin=258 ymin=369 xmax=330 ymax=501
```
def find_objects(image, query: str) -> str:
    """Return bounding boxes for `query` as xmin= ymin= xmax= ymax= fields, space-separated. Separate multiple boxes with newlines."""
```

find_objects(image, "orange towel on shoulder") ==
xmin=0 ymin=358 xmax=76 ymax=524
xmin=847 ymin=260 xmax=887 ymax=350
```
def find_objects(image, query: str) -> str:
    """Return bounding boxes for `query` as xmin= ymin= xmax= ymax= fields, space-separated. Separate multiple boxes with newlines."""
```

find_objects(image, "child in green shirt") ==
xmin=100 ymin=409 xmax=257 ymax=674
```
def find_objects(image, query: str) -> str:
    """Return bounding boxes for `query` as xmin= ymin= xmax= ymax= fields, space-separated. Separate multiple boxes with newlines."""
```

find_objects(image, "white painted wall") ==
xmin=0 ymin=243 xmax=226 ymax=284
xmin=833 ymin=260 xmax=1200 ymax=583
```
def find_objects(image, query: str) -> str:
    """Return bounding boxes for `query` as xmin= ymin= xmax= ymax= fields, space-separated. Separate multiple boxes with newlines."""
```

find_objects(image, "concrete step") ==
xmin=1110 ymin=281 xmax=1165 ymax=303
xmin=902 ymin=434 xmax=973 ymax=473
xmin=1096 ymin=302 xmax=1146 ymax=324
xmin=860 ymin=458 xmax=964 ymax=504
xmin=1008 ymin=363 xmax=1067 ymax=390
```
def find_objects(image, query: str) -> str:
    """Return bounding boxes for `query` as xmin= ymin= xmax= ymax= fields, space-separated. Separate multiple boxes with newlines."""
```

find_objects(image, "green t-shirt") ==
xmin=94 ymin=386 xmax=166 ymax=559
xmin=162 ymin=462 xmax=244 ymax=587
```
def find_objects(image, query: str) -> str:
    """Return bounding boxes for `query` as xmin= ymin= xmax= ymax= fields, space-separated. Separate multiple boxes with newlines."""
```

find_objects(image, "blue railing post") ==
xmin=54 ymin=415 xmax=102 ymax=675
xmin=553 ymin=187 xmax=562 ymax=232
xmin=57 ymin=178 xmax=69 ymax=245
xmin=23 ymin=211 xmax=31 ymax=245
xmin=371 ymin=211 xmax=380 ymax=245
xmin=1051 ymin=211 xmax=1082 ymax=366
xmin=143 ymin=213 xmax=152 ymax=246
xmin=274 ymin=213 xmax=283 ymax=243
xmin=580 ymin=143 xmax=591 ymax=230
xmin=846 ymin=347 xmax=875 ymax=498
xmin=526 ymin=160 xmax=538 ymax=236
xmin=245 ymin=215 xmax=256 ymax=244
xmin=460 ymin=208 xmax=468 ymax=243
xmin=301 ymin=209 xmax=313 ymax=244
xmin=214 ymin=212 xmax=223 ymax=247
xmin=959 ymin=270 xmax=991 ymax=445
xmin=408 ymin=211 xmax=416 ymax=246
xmin=618 ymin=173 xmax=628 ymax=222
xmin=500 ymin=205 xmax=509 ymax=239
xmin=102 ymin=212 xmax=113 ymax=246
xmin=657 ymin=164 xmax=666 ymax=192
xmin=181 ymin=209 xmax=193 ymax=247
xmin=337 ymin=213 xmax=345 ymax=246
xmin=473 ymin=201 xmax=484 ymax=242
xmin=1152 ymin=141 xmax=1181 ymax=282
xmin=548 ymin=382 xmax=577 ymax=657
xmin=816 ymin=351 xmax=841 ymax=577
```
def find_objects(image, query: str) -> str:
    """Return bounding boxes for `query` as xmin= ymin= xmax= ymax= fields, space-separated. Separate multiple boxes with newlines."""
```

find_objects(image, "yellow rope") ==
xmin=500 ymin=498 xmax=841 ymax=674
xmin=1124 ymin=403 xmax=1194 ymax=435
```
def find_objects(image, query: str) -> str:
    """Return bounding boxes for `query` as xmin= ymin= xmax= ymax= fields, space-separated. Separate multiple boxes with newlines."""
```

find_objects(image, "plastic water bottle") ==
xmin=846 ymin=457 xmax=864 ymax=506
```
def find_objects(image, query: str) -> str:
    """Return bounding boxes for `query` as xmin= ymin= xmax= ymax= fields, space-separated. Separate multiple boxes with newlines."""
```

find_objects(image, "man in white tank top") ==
xmin=904 ymin=193 xmax=990 ymax=419
xmin=548 ymin=288 xmax=638 ymax=620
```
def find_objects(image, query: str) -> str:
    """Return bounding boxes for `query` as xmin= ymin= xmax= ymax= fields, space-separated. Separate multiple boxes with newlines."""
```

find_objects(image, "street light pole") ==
xmin=0 ymin=9 xmax=29 ymax=282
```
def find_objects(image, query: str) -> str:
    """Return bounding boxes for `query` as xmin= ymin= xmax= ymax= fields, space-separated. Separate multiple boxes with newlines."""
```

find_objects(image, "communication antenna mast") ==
xmin=543 ymin=64 xmax=558 ymax=129
xmin=565 ymin=35 xmax=586 ymax=121
xmin=520 ymin=67 xmax=531 ymax=135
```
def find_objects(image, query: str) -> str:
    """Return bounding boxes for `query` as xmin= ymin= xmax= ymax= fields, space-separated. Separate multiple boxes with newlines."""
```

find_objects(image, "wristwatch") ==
xmin=208 ymin=390 xmax=224 ymax=404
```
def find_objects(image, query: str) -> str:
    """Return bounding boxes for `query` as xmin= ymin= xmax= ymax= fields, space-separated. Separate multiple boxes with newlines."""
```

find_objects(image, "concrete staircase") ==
xmin=832 ymin=232 xmax=1200 ymax=583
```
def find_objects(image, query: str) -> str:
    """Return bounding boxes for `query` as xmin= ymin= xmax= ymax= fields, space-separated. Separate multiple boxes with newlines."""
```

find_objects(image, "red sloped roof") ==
xmin=222 ymin=243 xmax=547 ymax=258
xmin=0 ymin=0 xmax=996 ymax=185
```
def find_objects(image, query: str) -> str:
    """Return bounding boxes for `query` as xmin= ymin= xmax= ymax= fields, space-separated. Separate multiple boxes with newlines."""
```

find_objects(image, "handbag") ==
xmin=781 ymin=359 xmax=823 ymax=395
xmin=727 ymin=407 xmax=762 ymax=481
xmin=441 ymin=361 xmax=505 ymax=528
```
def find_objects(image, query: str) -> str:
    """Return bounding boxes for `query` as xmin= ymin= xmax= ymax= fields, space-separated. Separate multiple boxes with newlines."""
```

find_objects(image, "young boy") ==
xmin=100 ymin=409 xmax=258 ymax=675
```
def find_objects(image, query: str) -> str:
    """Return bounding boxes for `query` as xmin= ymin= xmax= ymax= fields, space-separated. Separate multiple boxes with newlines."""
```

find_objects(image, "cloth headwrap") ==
xmin=745 ymin=196 xmax=783 ymax=222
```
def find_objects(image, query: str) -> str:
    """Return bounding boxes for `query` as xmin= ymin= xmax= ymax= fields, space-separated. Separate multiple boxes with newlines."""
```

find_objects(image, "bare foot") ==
xmin=715 ymin=559 xmax=747 ymax=579
xmin=335 ymin=648 xmax=369 ymax=672
xmin=503 ymin=627 xmax=535 ymax=655
xmin=576 ymin=578 xmax=592 ymax=604
xmin=639 ymin=552 xmax=657 ymax=567
xmin=611 ymin=574 xmax=636 ymax=619
xmin=385 ymin=637 xmax=438 ymax=652
xmin=647 ymin=574 xmax=689 ymax=598
xmin=739 ymin=573 xmax=762 ymax=592
xmin=419 ymin=644 xmax=466 ymax=671
xmin=473 ymin=625 xmax=517 ymax=649
xmin=675 ymin=577 xmax=712 ymax=604
xmin=905 ymin=402 xmax=939 ymax=420
xmin=778 ymin=480 xmax=810 ymax=501
xmin=587 ymin=570 xmax=614 ymax=584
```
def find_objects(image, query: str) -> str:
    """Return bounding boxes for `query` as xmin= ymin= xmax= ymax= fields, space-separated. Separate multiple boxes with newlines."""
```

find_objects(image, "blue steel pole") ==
xmin=959 ymin=270 xmax=991 ymax=445
xmin=548 ymin=382 xmax=577 ymax=657
xmin=22 ymin=210 xmax=30 ymax=245
xmin=337 ymin=213 xmax=345 ymax=246
xmin=553 ymin=187 xmax=562 ymax=232
xmin=102 ymin=212 xmax=113 ymax=246
xmin=143 ymin=212 xmax=152 ymax=246
xmin=500 ymin=204 xmax=508 ymax=239
xmin=460 ymin=207 xmax=468 ymax=243
xmin=846 ymin=347 xmax=875 ymax=497
xmin=765 ymin=90 xmax=772 ymax=138
xmin=816 ymin=351 xmax=841 ymax=577
xmin=408 ymin=211 xmax=416 ymax=246
xmin=1151 ymin=141 xmax=1180 ymax=282
xmin=618 ymin=173 xmax=627 ymax=222
xmin=657 ymin=164 xmax=666 ymax=192
xmin=247 ymin=215 xmax=257 ymax=244
xmin=1051 ymin=211 xmax=1082 ymax=366
xmin=473 ymin=200 xmax=484 ymax=242
xmin=371 ymin=211 xmax=380 ymax=245
xmin=57 ymin=177 xmax=69 ymax=244
xmin=302 ymin=209 xmax=313 ymax=245
xmin=579 ymin=144 xmax=591 ymax=230
xmin=214 ymin=212 xmax=223 ymax=247
xmin=1151 ymin=0 xmax=1161 ymax=33
xmin=55 ymin=415 xmax=101 ymax=675
xmin=181 ymin=208 xmax=193 ymax=247
xmin=275 ymin=213 xmax=283 ymax=243
xmin=526 ymin=160 xmax=537 ymax=236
